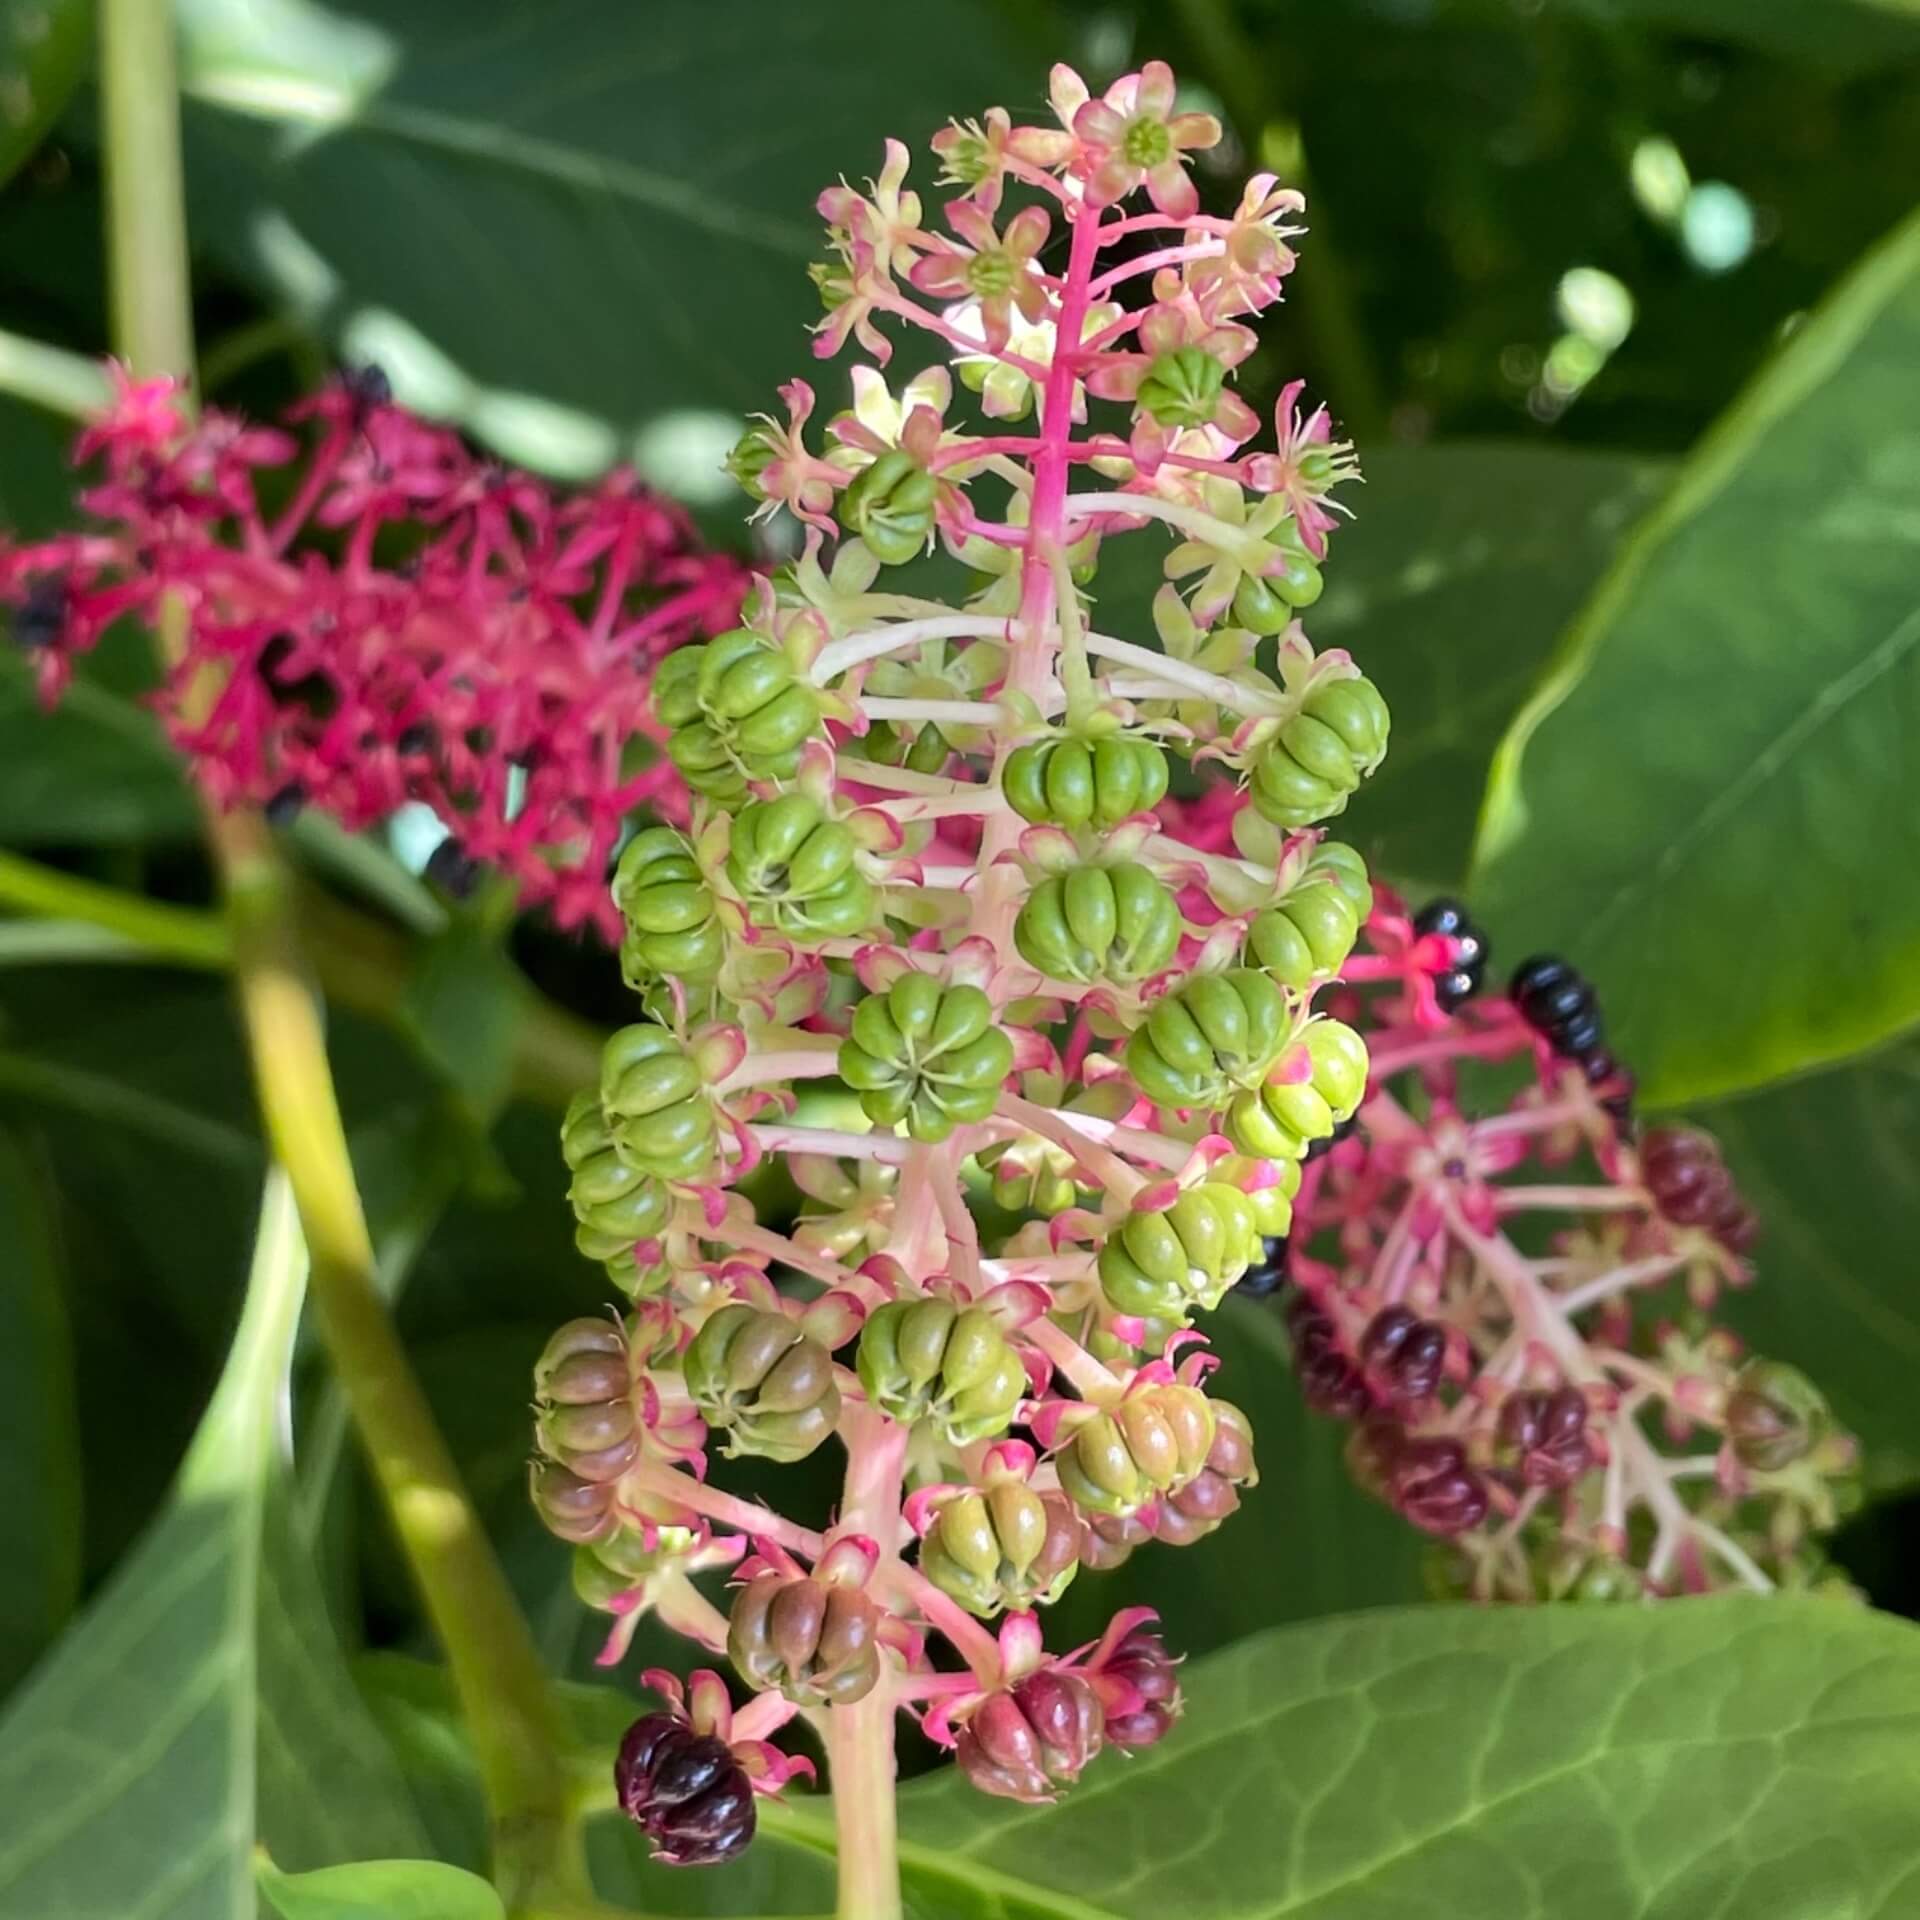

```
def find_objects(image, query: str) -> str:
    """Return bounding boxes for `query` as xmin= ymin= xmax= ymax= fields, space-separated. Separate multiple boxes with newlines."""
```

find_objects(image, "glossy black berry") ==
xmin=1238 ymin=1235 xmax=1288 ymax=1299
xmin=1416 ymin=899 xmax=1489 ymax=1000
xmin=1555 ymin=1009 xmax=1605 ymax=1059
xmin=10 ymin=574 xmax=66 ymax=651
xmin=1433 ymin=967 xmax=1479 ymax=1013
xmin=264 ymin=782 xmax=305 ymax=827
xmin=1413 ymin=898 xmax=1469 ymax=941
xmin=1509 ymin=954 xmax=1572 ymax=1001
xmin=343 ymin=362 xmax=392 ymax=412
xmin=1521 ymin=977 xmax=1595 ymax=1029
xmin=425 ymin=838 xmax=483 ymax=899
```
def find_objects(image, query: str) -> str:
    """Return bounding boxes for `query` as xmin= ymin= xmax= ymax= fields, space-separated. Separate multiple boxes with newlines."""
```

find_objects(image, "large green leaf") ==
xmin=1472 ymin=205 xmax=1920 ymax=1107
xmin=0 ymin=1176 xmax=427 ymax=1920
xmin=1701 ymin=1036 xmax=1920 ymax=1489
xmin=173 ymin=0 xmax=1036 ymax=467
xmin=0 ymin=1127 xmax=79 ymax=1699
xmin=890 ymin=1594 xmax=1920 ymax=1919
xmin=257 ymin=1856 xmax=504 ymax=1920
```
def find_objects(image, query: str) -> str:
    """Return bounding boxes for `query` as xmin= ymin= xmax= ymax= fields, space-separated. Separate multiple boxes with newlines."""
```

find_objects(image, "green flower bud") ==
xmin=1124 ymin=968 xmax=1292 ymax=1111
xmin=612 ymin=828 xmax=724 ymax=986
xmin=728 ymin=1571 xmax=881 ymax=1706
xmin=1002 ymin=735 xmax=1170 ymax=830
xmin=1726 ymin=1360 xmax=1831 ymax=1473
xmin=599 ymin=1024 xmax=717 ymax=1184
xmin=1137 ymin=347 xmax=1228 ymax=429
xmin=561 ymin=1089 xmax=674 ymax=1293
xmin=1223 ymin=1017 xmax=1369 ymax=1160
xmin=724 ymin=421 xmax=780 ymax=500
xmin=838 ymin=977 xmax=1014 ymax=1142
xmin=1249 ymin=677 xmax=1390 ymax=829
xmin=920 ymin=1485 xmax=1082 ymax=1616
xmin=1244 ymin=845 xmax=1369 ymax=988
xmin=1056 ymin=1386 xmax=1216 ymax=1518
xmin=682 ymin=1305 xmax=841 ymax=1463
xmin=727 ymin=793 xmax=877 ymax=941
xmin=655 ymin=630 xmax=824 ymax=793
xmin=1097 ymin=1182 xmax=1262 ymax=1322
xmin=1015 ymin=862 xmax=1180 ymax=986
xmin=838 ymin=449 xmax=939 ymax=566
xmin=856 ymin=1299 xmax=1027 ymax=1445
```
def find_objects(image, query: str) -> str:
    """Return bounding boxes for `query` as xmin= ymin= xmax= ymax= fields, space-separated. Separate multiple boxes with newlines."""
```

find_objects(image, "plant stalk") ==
xmin=98 ymin=3 xmax=575 ymax=1905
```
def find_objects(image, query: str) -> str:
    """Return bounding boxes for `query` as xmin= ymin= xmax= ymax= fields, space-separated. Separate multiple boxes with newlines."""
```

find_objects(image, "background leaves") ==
xmin=1474 ymin=203 xmax=1920 ymax=1108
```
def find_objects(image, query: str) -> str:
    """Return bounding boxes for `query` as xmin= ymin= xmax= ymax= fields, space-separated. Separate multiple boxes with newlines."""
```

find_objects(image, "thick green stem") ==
xmin=97 ymin=5 xmax=575 ymax=1906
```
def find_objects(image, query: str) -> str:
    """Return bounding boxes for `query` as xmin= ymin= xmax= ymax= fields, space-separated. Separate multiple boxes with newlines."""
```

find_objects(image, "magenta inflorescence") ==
xmin=2 ymin=367 xmax=751 ymax=935
xmin=1266 ymin=874 xmax=1857 ymax=1602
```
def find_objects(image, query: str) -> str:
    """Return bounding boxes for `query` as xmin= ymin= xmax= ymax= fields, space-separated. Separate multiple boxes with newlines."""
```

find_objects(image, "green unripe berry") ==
xmin=560 ymin=1090 xmax=673 ymax=1292
xmin=919 ymin=1485 xmax=1082 ymax=1616
xmin=856 ymin=1299 xmax=1027 ymax=1445
xmin=1137 ymin=347 xmax=1228 ymax=429
xmin=1097 ymin=1181 xmax=1262 ymax=1321
xmin=1249 ymin=677 xmax=1390 ymax=828
xmin=1002 ymin=735 xmax=1169 ymax=830
xmin=1015 ymin=861 xmax=1180 ymax=985
xmin=612 ymin=827 xmax=725 ymax=985
xmin=838 ymin=450 xmax=939 ymax=566
xmin=598 ymin=1024 xmax=716 ymax=1183
xmin=1056 ymin=1386 xmax=1216 ymax=1518
xmin=1222 ymin=1017 xmax=1369 ymax=1160
xmin=1125 ymin=968 xmax=1292 ymax=1110
xmin=683 ymin=1305 xmax=840 ymax=1463
xmin=727 ymin=794 xmax=876 ymax=941
xmin=655 ymin=630 xmax=825 ymax=792
xmin=1727 ymin=1360 xmax=1831 ymax=1473
xmin=838 ymin=978 xmax=1013 ymax=1142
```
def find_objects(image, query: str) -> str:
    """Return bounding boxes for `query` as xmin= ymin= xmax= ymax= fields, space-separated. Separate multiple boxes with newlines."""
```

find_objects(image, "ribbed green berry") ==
xmin=598 ymin=1024 xmax=716 ymax=1184
xmin=1096 ymin=1181 xmax=1261 ymax=1321
xmin=612 ymin=827 xmax=724 ymax=986
xmin=1056 ymin=1386 xmax=1216 ymax=1518
xmin=919 ymin=1485 xmax=1082 ymax=1617
xmin=1014 ymin=861 xmax=1180 ymax=985
xmin=1232 ymin=555 xmax=1323 ymax=631
xmin=654 ymin=629 xmax=824 ymax=794
xmin=1223 ymin=1017 xmax=1369 ymax=1160
xmin=837 ymin=977 xmax=1013 ymax=1142
xmin=727 ymin=793 xmax=876 ymax=941
xmin=838 ymin=449 xmax=938 ymax=566
xmin=1212 ymin=1152 xmax=1301 ymax=1238
xmin=1002 ymin=735 xmax=1169 ymax=830
xmin=560 ymin=1089 xmax=673 ymax=1293
xmin=533 ymin=1319 xmax=640 ymax=1483
xmin=1137 ymin=347 xmax=1227 ymax=429
xmin=1308 ymin=839 xmax=1374 ymax=917
xmin=856 ymin=1299 xmax=1027 ymax=1445
xmin=682 ymin=1305 xmax=840 ymax=1463
xmin=1244 ymin=844 xmax=1369 ymax=988
xmin=1248 ymin=677 xmax=1390 ymax=828
xmin=1124 ymin=967 xmax=1292 ymax=1110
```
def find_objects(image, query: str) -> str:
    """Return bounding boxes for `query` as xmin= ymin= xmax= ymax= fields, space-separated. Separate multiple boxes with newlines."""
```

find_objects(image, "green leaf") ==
xmin=0 ymin=1175 xmax=427 ymax=1919
xmin=1315 ymin=446 xmax=1669 ymax=889
xmin=400 ymin=919 xmax=526 ymax=1126
xmin=893 ymin=1594 xmax=1920 ymax=1919
xmin=0 ymin=1127 xmax=80 ymax=1698
xmin=1472 ymin=205 xmax=1920 ymax=1106
xmin=0 ymin=0 xmax=91 ymax=188
xmin=257 ymin=1856 xmax=505 ymax=1920
xmin=1701 ymin=1037 xmax=1920 ymax=1488
xmin=174 ymin=0 xmax=1036 ymax=469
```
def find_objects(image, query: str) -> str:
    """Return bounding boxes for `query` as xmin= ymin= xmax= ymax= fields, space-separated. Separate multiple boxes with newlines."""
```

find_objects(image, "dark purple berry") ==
xmin=1360 ymin=1306 xmax=1447 ymax=1403
xmin=1496 ymin=1386 xmax=1591 ymax=1488
xmin=343 ymin=362 xmax=392 ymax=413
xmin=397 ymin=722 xmax=434 ymax=754
xmin=1389 ymin=1436 xmax=1489 ymax=1536
xmin=1640 ymin=1127 xmax=1757 ymax=1251
xmin=615 ymin=1714 xmax=755 ymax=1867
xmin=1288 ymin=1298 xmax=1372 ymax=1420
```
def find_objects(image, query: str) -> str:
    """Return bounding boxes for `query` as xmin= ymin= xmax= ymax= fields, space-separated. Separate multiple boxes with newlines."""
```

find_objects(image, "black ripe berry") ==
xmin=1414 ymin=897 xmax=1489 ymax=1010
xmin=11 ymin=574 xmax=67 ymax=651
xmin=1510 ymin=952 xmax=1615 ymax=1070
xmin=1238 ymin=1235 xmax=1288 ymax=1299
xmin=425 ymin=838 xmax=483 ymax=899
xmin=264 ymin=782 xmax=306 ymax=827
xmin=614 ymin=1714 xmax=755 ymax=1867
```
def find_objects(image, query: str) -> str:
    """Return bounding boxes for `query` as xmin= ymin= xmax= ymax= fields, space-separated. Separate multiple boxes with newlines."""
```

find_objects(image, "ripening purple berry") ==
xmin=1359 ymin=1305 xmax=1447 ymax=1404
xmin=615 ymin=1714 xmax=756 ymax=1866
xmin=1388 ymin=1435 xmax=1489 ymax=1536
xmin=1496 ymin=1386 xmax=1591 ymax=1488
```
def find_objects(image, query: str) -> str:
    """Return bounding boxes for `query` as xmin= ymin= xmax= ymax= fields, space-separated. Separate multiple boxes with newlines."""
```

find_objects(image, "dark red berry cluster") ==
xmin=615 ymin=1713 xmax=756 ymax=1866
xmin=1639 ymin=1126 xmax=1759 ymax=1254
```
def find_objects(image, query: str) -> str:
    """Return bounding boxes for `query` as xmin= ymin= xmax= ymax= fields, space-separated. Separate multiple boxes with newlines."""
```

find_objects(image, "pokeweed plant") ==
xmin=526 ymin=57 xmax=1397 ymax=1899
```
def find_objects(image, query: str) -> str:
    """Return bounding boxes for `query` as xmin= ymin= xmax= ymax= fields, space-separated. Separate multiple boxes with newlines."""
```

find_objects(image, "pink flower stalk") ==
xmin=534 ymin=57 xmax=1391 ymax=1871
xmin=1274 ymin=884 xmax=1857 ymax=1602
xmin=2 ymin=366 xmax=752 ymax=937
